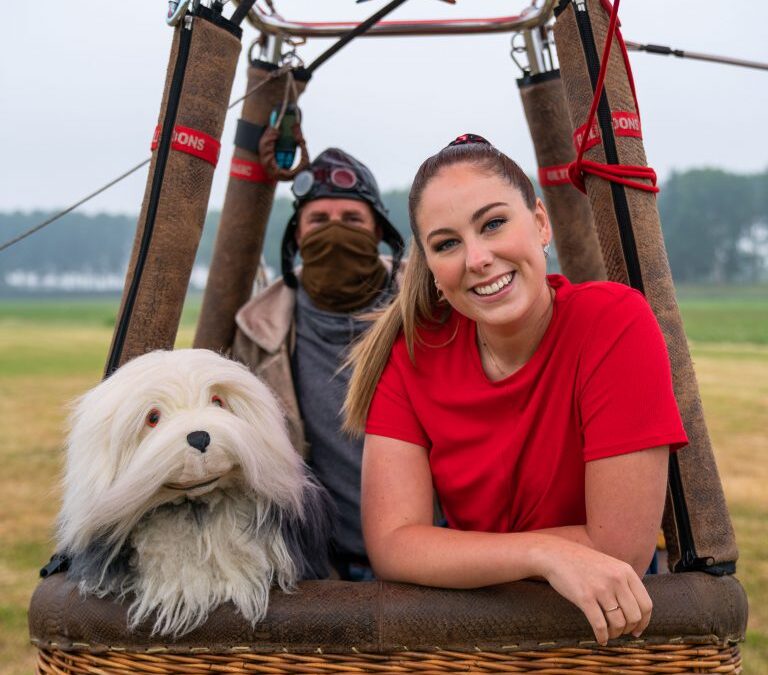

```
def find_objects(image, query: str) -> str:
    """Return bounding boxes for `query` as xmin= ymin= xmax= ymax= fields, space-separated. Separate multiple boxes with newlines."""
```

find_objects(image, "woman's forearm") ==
xmin=371 ymin=522 xmax=652 ymax=589
xmin=532 ymin=524 xmax=654 ymax=576
xmin=368 ymin=523 xmax=568 ymax=588
xmin=532 ymin=525 xmax=595 ymax=549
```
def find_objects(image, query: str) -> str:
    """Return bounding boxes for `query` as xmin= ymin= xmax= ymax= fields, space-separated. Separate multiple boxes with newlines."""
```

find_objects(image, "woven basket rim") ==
xmin=30 ymin=632 xmax=744 ymax=656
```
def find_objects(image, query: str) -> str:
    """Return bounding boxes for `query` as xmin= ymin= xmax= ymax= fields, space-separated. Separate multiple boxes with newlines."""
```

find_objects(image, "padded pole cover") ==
xmin=517 ymin=71 xmax=605 ymax=283
xmin=107 ymin=14 xmax=240 ymax=368
xmin=553 ymin=0 xmax=737 ymax=570
xmin=193 ymin=64 xmax=309 ymax=354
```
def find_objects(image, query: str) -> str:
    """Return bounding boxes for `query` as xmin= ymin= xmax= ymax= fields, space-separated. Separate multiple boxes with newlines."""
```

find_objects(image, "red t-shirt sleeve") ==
xmin=365 ymin=338 xmax=431 ymax=448
xmin=578 ymin=290 xmax=688 ymax=461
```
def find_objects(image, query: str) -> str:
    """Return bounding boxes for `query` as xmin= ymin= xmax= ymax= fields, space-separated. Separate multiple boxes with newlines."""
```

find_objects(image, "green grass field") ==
xmin=0 ymin=288 xmax=766 ymax=674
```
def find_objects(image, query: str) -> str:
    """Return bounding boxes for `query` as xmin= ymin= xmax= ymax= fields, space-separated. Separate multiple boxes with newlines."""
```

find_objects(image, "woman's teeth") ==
xmin=473 ymin=272 xmax=514 ymax=296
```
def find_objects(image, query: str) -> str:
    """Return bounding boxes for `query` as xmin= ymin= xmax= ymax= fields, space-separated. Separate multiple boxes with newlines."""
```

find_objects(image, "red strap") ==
xmin=151 ymin=125 xmax=221 ymax=167
xmin=229 ymin=158 xmax=276 ymax=184
xmin=573 ymin=111 xmax=642 ymax=152
xmin=568 ymin=0 xmax=659 ymax=195
xmin=538 ymin=164 xmax=572 ymax=187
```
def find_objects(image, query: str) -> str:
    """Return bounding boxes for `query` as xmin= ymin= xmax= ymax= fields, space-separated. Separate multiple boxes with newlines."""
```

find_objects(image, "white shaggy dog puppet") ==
xmin=53 ymin=349 xmax=332 ymax=637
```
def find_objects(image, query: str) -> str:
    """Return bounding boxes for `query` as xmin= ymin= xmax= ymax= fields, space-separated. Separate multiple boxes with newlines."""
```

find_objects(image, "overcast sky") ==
xmin=1 ymin=1 xmax=767 ymax=217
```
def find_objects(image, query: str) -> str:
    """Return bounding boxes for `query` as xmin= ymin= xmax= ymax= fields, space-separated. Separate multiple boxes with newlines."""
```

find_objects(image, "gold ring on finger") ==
xmin=604 ymin=605 xmax=621 ymax=612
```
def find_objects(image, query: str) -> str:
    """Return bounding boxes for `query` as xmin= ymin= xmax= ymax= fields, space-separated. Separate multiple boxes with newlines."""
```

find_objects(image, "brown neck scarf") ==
xmin=298 ymin=221 xmax=388 ymax=313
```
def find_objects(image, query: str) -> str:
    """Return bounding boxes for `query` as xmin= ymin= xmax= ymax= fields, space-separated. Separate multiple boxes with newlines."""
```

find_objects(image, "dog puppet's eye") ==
xmin=211 ymin=395 xmax=224 ymax=407
xmin=146 ymin=408 xmax=161 ymax=427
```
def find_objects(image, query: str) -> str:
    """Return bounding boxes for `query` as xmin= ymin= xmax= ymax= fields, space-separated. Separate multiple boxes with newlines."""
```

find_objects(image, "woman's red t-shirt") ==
xmin=365 ymin=275 xmax=688 ymax=533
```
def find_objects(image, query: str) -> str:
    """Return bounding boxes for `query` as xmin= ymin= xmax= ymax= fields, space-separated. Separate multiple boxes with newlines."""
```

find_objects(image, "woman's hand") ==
xmin=532 ymin=538 xmax=653 ymax=646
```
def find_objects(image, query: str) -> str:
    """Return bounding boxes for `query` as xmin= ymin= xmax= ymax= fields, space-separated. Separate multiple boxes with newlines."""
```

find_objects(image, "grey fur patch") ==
xmin=66 ymin=500 xmax=212 ymax=593
xmin=67 ymin=536 xmax=134 ymax=593
xmin=280 ymin=472 xmax=335 ymax=580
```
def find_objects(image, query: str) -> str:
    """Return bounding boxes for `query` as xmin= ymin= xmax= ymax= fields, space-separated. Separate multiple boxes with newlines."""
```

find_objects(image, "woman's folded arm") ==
xmin=362 ymin=434 xmax=654 ymax=645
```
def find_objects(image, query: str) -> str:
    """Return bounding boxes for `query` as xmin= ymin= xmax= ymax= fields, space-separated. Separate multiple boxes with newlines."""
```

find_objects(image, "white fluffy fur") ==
xmin=57 ymin=349 xmax=321 ymax=636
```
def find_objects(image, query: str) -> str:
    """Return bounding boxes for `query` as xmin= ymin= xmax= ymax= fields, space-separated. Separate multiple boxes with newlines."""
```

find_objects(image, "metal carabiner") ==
xmin=166 ymin=0 xmax=191 ymax=27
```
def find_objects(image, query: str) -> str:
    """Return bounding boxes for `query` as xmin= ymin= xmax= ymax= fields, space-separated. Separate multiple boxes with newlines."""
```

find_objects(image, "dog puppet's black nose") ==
xmin=186 ymin=431 xmax=211 ymax=453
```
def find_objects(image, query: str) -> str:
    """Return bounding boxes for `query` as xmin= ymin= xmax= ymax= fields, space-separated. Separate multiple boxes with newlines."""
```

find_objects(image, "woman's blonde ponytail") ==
xmin=343 ymin=243 xmax=441 ymax=435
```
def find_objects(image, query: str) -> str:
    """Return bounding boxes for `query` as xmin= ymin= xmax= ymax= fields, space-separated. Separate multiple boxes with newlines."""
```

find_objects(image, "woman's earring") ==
xmin=543 ymin=243 xmax=551 ymax=259
xmin=434 ymin=279 xmax=445 ymax=302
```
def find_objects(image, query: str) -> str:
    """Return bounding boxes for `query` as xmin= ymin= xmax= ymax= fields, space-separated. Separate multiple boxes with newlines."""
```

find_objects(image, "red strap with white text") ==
xmin=229 ymin=158 xmax=275 ymax=184
xmin=151 ymin=125 xmax=221 ymax=167
xmin=538 ymin=164 xmax=572 ymax=187
xmin=572 ymin=111 xmax=643 ymax=152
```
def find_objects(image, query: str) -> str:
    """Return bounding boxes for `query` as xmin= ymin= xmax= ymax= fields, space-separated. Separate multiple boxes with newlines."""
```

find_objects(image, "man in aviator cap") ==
xmin=232 ymin=148 xmax=404 ymax=581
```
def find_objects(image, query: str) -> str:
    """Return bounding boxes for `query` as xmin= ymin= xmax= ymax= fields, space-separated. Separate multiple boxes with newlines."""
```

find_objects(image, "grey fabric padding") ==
xmin=291 ymin=286 xmax=389 ymax=557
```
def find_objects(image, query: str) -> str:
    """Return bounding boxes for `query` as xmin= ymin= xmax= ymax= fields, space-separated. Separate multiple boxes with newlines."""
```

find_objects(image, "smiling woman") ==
xmin=343 ymin=136 xmax=688 ymax=647
xmin=419 ymin=164 xmax=553 ymax=378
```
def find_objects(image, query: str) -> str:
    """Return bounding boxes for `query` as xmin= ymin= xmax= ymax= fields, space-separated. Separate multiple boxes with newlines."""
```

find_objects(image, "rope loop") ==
xmin=570 ymin=159 xmax=659 ymax=194
xmin=568 ymin=0 xmax=659 ymax=195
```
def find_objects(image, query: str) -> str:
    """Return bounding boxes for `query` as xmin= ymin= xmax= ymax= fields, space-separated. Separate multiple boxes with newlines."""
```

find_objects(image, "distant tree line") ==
xmin=0 ymin=169 xmax=765 ymax=296
xmin=658 ymin=169 xmax=767 ymax=283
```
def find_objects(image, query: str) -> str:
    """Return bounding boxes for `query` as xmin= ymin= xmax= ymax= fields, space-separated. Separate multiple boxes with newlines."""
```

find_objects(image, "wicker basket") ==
xmin=36 ymin=642 xmax=742 ymax=674
xmin=29 ymin=574 xmax=747 ymax=675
